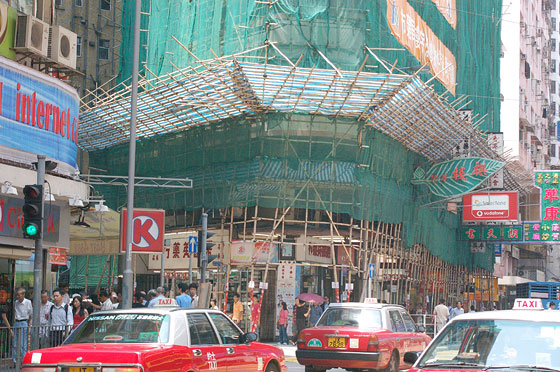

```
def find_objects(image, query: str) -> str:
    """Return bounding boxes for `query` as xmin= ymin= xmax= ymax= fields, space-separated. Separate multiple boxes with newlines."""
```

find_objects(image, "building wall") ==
xmin=55 ymin=0 xmax=122 ymax=96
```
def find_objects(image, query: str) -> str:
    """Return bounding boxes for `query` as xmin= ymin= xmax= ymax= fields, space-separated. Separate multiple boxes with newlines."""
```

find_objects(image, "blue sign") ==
xmin=493 ymin=243 xmax=502 ymax=257
xmin=188 ymin=236 xmax=197 ymax=253
xmin=557 ymin=121 xmax=560 ymax=141
xmin=0 ymin=58 xmax=80 ymax=168
xmin=369 ymin=263 xmax=375 ymax=278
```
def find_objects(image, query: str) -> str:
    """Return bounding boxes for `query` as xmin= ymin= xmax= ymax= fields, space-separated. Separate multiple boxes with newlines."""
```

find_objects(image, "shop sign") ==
xmin=429 ymin=0 xmax=457 ymax=28
xmin=460 ymin=226 xmax=481 ymax=240
xmin=463 ymin=192 xmax=518 ymax=222
xmin=470 ymin=242 xmax=486 ymax=253
xmin=386 ymin=0 xmax=457 ymax=94
xmin=120 ymin=208 xmax=165 ymax=253
xmin=0 ymin=195 xmax=60 ymax=242
xmin=230 ymin=241 xmax=278 ymax=264
xmin=305 ymin=244 xmax=331 ymax=264
xmin=412 ymin=157 xmax=505 ymax=198
xmin=531 ymin=171 xmax=560 ymax=242
xmin=48 ymin=247 xmax=67 ymax=265
xmin=522 ymin=222 xmax=560 ymax=243
xmin=459 ymin=225 xmax=523 ymax=242
xmin=148 ymin=232 xmax=198 ymax=270
xmin=336 ymin=245 xmax=355 ymax=266
xmin=164 ymin=271 xmax=189 ymax=280
xmin=0 ymin=57 xmax=80 ymax=168
xmin=0 ymin=4 xmax=17 ymax=61
xmin=278 ymin=262 xmax=296 ymax=281
xmin=487 ymin=133 xmax=504 ymax=188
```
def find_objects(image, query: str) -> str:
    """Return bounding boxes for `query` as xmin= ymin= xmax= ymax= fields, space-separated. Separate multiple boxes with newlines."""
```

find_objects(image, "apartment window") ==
xmin=75 ymin=0 xmax=83 ymax=6
xmin=553 ymin=38 xmax=557 ymax=52
xmin=55 ymin=0 xmax=62 ymax=6
xmin=551 ymin=144 xmax=556 ymax=158
xmin=553 ymin=60 xmax=557 ymax=73
xmin=76 ymin=36 xmax=82 ymax=57
xmin=98 ymin=39 xmax=110 ymax=60
xmin=100 ymin=0 xmax=111 ymax=11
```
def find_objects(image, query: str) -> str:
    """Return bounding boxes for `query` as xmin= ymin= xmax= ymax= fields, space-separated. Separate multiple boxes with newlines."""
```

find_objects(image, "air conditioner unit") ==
xmin=48 ymin=25 xmax=77 ymax=69
xmin=14 ymin=15 xmax=49 ymax=57
xmin=36 ymin=0 xmax=52 ymax=24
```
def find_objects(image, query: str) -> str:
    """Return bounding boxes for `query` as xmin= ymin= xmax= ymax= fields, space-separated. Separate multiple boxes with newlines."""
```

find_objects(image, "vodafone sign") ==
xmin=120 ymin=208 xmax=165 ymax=253
xmin=463 ymin=192 xmax=518 ymax=222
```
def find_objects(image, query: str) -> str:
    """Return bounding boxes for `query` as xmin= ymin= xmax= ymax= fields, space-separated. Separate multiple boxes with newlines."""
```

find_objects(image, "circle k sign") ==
xmin=120 ymin=208 xmax=165 ymax=253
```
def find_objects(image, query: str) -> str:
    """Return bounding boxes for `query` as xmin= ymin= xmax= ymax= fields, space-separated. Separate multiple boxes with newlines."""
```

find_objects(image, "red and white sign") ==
xmin=463 ymin=191 xmax=518 ymax=221
xmin=48 ymin=247 xmax=67 ymax=265
xmin=120 ymin=208 xmax=165 ymax=253
xmin=513 ymin=298 xmax=543 ymax=310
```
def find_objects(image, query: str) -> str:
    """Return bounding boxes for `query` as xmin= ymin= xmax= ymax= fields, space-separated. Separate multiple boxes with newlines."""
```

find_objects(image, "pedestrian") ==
xmin=251 ymin=296 xmax=261 ymax=339
xmin=60 ymin=283 xmax=71 ymax=305
xmin=163 ymin=286 xmax=170 ymax=298
xmin=309 ymin=301 xmax=323 ymax=326
xmin=433 ymin=298 xmax=449 ymax=334
xmin=322 ymin=296 xmax=330 ymax=312
xmin=189 ymin=284 xmax=199 ymax=308
xmin=146 ymin=289 xmax=157 ymax=305
xmin=277 ymin=301 xmax=289 ymax=345
xmin=140 ymin=291 xmax=148 ymax=306
xmin=13 ymin=287 xmax=32 ymax=365
xmin=148 ymin=287 xmax=166 ymax=308
xmin=111 ymin=292 xmax=119 ymax=309
xmin=210 ymin=299 xmax=219 ymax=310
xmin=449 ymin=301 xmax=464 ymax=320
xmin=39 ymin=290 xmax=53 ymax=348
xmin=548 ymin=302 xmax=556 ymax=310
xmin=469 ymin=305 xmax=476 ymax=313
xmin=99 ymin=291 xmax=113 ymax=311
xmin=49 ymin=288 xmax=73 ymax=347
xmin=231 ymin=293 xmax=244 ymax=327
xmin=176 ymin=283 xmax=192 ymax=309
xmin=72 ymin=296 xmax=88 ymax=330
xmin=87 ymin=293 xmax=102 ymax=312
xmin=132 ymin=293 xmax=145 ymax=308
xmin=290 ymin=299 xmax=309 ymax=345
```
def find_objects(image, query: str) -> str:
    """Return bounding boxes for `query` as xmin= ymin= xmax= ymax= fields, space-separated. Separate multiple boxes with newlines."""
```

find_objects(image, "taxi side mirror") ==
xmin=404 ymin=352 xmax=420 ymax=365
xmin=242 ymin=332 xmax=258 ymax=344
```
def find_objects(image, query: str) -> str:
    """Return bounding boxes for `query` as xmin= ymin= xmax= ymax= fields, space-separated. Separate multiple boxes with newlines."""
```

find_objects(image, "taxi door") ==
xmin=187 ymin=313 xmax=229 ymax=372
xmin=398 ymin=309 xmax=427 ymax=353
xmin=208 ymin=313 xmax=258 ymax=372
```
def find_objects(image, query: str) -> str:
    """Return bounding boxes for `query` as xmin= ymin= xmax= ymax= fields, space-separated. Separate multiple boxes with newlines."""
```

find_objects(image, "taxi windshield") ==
xmin=65 ymin=313 xmax=171 ymax=344
xmin=417 ymin=319 xmax=560 ymax=370
xmin=317 ymin=308 xmax=382 ymax=328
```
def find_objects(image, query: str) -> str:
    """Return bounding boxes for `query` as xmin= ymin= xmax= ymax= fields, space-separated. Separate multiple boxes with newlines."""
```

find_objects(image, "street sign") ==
xmin=369 ymin=263 xmax=375 ymax=278
xmin=188 ymin=235 xmax=198 ymax=253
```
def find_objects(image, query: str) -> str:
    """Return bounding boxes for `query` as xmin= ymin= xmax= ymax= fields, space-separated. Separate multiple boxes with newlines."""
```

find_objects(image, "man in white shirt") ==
xmin=189 ymin=284 xmax=199 ymax=308
xmin=433 ymin=298 xmax=449 ymax=334
xmin=39 ymin=290 xmax=53 ymax=348
xmin=148 ymin=287 xmax=166 ymax=308
xmin=49 ymin=288 xmax=74 ymax=347
xmin=449 ymin=301 xmax=465 ymax=320
xmin=60 ymin=283 xmax=71 ymax=305
xmin=13 ymin=288 xmax=32 ymax=364
xmin=99 ymin=291 xmax=113 ymax=311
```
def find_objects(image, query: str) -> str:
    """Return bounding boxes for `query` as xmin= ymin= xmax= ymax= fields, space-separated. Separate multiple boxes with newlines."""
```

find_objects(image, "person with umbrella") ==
xmin=290 ymin=298 xmax=310 ymax=345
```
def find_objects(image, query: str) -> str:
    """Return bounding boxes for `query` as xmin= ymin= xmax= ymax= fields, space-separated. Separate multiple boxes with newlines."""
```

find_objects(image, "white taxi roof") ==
xmin=451 ymin=309 xmax=560 ymax=323
xmin=92 ymin=307 xmax=223 ymax=316
xmin=328 ymin=302 xmax=404 ymax=310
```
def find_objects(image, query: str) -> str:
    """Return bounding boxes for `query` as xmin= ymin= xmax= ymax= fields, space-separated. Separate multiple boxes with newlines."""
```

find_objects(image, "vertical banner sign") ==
xmin=430 ymin=0 xmax=457 ymax=29
xmin=120 ymin=208 xmax=165 ymax=253
xmin=386 ymin=0 xmax=457 ymax=94
xmin=532 ymin=171 xmax=560 ymax=242
xmin=487 ymin=133 xmax=504 ymax=189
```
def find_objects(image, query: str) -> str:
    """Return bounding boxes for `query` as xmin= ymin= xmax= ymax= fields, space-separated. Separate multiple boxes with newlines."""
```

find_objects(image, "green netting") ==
xmin=119 ymin=0 xmax=502 ymax=132
xmin=89 ymin=113 xmax=494 ymax=271
xmin=69 ymin=255 xmax=119 ymax=291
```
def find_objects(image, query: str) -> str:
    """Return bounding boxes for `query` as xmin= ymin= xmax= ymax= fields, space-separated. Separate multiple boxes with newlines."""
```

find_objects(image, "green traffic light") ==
xmin=25 ymin=224 xmax=38 ymax=237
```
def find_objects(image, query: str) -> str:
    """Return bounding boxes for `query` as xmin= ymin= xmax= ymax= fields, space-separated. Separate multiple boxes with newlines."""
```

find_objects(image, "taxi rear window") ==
xmin=65 ymin=313 xmax=170 ymax=344
xmin=317 ymin=308 xmax=382 ymax=328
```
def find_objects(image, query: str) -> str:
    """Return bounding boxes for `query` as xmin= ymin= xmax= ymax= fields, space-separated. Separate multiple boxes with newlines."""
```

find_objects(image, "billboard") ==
xmin=120 ymin=208 xmax=165 ymax=253
xmin=0 ymin=57 xmax=80 ymax=168
xmin=463 ymin=192 xmax=518 ymax=221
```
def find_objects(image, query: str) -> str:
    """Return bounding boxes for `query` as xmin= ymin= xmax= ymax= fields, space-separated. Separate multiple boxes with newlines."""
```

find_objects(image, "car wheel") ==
xmin=305 ymin=366 xmax=326 ymax=372
xmin=266 ymin=363 xmax=280 ymax=372
xmin=385 ymin=351 xmax=399 ymax=372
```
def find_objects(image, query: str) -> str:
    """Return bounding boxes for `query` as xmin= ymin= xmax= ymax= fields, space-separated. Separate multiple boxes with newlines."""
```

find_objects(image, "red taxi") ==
xmin=404 ymin=298 xmax=560 ymax=372
xmin=296 ymin=302 xmax=431 ymax=372
xmin=21 ymin=303 xmax=286 ymax=372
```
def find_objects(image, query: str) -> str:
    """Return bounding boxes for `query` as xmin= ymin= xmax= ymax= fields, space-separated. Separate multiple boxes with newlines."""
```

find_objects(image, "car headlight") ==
xmin=21 ymin=368 xmax=56 ymax=372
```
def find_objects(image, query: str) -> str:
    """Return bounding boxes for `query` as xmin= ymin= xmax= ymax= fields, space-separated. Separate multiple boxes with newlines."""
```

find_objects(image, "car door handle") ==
xmin=227 ymin=347 xmax=235 ymax=354
xmin=193 ymin=349 xmax=202 ymax=356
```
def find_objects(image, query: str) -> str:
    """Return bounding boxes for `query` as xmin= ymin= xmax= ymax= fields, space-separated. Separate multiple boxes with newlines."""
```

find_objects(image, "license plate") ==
xmin=328 ymin=337 xmax=346 ymax=348
xmin=69 ymin=367 xmax=95 ymax=372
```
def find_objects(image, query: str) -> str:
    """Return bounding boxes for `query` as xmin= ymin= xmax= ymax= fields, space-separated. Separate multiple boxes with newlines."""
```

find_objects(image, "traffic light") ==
xmin=22 ymin=184 xmax=43 ymax=239
xmin=198 ymin=230 xmax=217 ymax=266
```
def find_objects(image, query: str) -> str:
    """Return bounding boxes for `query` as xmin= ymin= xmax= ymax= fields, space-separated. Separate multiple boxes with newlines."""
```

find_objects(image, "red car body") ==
xmin=296 ymin=302 xmax=430 ymax=372
xmin=22 ymin=307 xmax=286 ymax=372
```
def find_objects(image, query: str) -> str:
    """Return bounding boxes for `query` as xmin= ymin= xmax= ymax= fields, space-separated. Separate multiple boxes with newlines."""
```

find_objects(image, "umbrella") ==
xmin=297 ymin=293 xmax=324 ymax=303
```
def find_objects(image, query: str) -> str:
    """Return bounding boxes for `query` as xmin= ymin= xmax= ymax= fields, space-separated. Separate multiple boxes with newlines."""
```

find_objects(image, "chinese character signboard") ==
xmin=532 ymin=171 xmax=560 ymax=243
xmin=463 ymin=192 xmax=518 ymax=222
xmin=459 ymin=225 xmax=523 ymax=242
xmin=48 ymin=247 xmax=67 ymax=266
xmin=503 ymin=225 xmax=522 ymax=241
xmin=412 ymin=157 xmax=505 ymax=198
xmin=487 ymin=133 xmax=504 ymax=189
xmin=470 ymin=242 xmax=486 ymax=253
xmin=482 ymin=226 xmax=501 ymax=240
xmin=460 ymin=226 xmax=481 ymax=240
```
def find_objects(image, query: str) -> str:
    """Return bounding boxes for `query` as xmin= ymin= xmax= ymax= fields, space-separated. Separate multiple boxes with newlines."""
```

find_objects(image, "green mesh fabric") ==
xmin=69 ymin=255 xmax=119 ymax=291
xmin=89 ymin=114 xmax=495 ymax=271
xmin=119 ymin=0 xmax=502 ymax=132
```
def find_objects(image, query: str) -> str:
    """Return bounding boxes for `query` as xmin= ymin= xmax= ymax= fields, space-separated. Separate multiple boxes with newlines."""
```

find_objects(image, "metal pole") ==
xmin=31 ymin=154 xmax=45 ymax=350
xmin=122 ymin=0 xmax=141 ymax=310
xmin=189 ymin=251 xmax=193 ymax=285
xmin=160 ymin=251 xmax=165 ymax=287
xmin=201 ymin=213 xmax=208 ymax=283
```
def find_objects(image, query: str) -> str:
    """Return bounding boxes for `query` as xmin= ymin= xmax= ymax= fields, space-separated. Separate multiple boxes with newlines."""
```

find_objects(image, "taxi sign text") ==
xmin=155 ymin=298 xmax=177 ymax=307
xmin=513 ymin=298 xmax=543 ymax=310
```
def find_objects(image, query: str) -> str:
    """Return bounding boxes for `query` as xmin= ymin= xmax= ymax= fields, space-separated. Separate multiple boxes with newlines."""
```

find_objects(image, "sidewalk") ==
xmin=265 ymin=342 xmax=297 ymax=357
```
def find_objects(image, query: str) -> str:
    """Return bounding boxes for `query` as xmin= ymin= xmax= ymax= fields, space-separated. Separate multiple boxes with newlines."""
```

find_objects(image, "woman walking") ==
xmin=277 ymin=302 xmax=289 ymax=345
xmin=72 ymin=296 xmax=88 ymax=330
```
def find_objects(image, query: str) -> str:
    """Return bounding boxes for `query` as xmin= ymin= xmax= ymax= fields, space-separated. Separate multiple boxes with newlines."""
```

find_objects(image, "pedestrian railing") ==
xmin=410 ymin=313 xmax=436 ymax=339
xmin=0 ymin=324 xmax=72 ymax=371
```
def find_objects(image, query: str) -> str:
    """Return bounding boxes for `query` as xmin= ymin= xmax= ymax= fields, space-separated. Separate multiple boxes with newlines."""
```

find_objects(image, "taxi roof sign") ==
xmin=364 ymin=298 xmax=378 ymax=304
xmin=513 ymin=298 xmax=544 ymax=310
xmin=154 ymin=298 xmax=178 ymax=307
